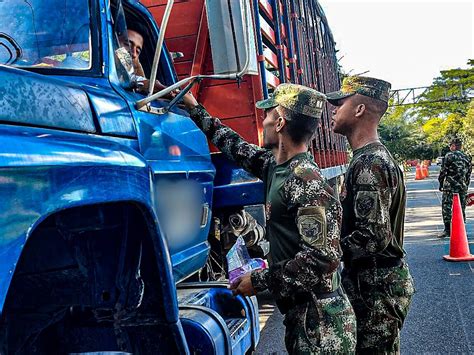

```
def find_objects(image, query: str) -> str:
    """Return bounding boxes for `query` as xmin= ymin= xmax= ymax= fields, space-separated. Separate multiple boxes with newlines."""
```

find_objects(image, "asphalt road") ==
xmin=255 ymin=165 xmax=474 ymax=354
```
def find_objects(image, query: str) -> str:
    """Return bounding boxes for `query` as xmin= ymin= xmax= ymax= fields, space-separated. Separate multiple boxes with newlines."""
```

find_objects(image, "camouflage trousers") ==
xmin=341 ymin=262 xmax=414 ymax=355
xmin=442 ymin=190 xmax=467 ymax=229
xmin=283 ymin=292 xmax=357 ymax=354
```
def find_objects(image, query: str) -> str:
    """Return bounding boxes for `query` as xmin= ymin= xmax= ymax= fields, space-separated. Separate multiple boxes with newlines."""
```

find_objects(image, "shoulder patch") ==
xmin=294 ymin=162 xmax=321 ymax=181
xmin=297 ymin=206 xmax=327 ymax=248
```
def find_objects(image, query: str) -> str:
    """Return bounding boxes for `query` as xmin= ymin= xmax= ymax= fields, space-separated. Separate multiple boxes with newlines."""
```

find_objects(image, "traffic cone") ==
xmin=415 ymin=164 xmax=423 ymax=180
xmin=424 ymin=164 xmax=429 ymax=177
xmin=443 ymin=193 xmax=474 ymax=262
xmin=421 ymin=164 xmax=428 ymax=178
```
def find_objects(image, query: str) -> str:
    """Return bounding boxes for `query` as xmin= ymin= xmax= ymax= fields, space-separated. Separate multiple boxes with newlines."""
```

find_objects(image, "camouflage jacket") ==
xmin=189 ymin=105 xmax=342 ymax=299
xmin=438 ymin=150 xmax=472 ymax=192
xmin=340 ymin=142 xmax=406 ymax=265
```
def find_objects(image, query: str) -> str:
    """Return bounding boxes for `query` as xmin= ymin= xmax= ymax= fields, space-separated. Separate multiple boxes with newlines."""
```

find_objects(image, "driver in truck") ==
xmin=117 ymin=21 xmax=168 ymax=94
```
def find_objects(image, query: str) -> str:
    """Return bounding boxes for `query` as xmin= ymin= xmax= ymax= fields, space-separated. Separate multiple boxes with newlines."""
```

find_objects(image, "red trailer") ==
xmin=142 ymin=0 xmax=348 ymax=178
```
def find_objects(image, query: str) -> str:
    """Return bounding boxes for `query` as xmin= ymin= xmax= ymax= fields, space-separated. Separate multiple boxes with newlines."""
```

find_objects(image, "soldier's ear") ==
xmin=276 ymin=116 xmax=286 ymax=132
xmin=355 ymin=103 xmax=366 ymax=117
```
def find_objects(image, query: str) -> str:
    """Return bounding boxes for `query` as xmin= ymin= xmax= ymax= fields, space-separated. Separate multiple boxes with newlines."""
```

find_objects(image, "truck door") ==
xmin=108 ymin=0 xmax=216 ymax=282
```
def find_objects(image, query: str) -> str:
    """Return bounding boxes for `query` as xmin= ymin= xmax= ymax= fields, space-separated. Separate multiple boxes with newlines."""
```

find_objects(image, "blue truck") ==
xmin=0 ymin=0 xmax=264 ymax=353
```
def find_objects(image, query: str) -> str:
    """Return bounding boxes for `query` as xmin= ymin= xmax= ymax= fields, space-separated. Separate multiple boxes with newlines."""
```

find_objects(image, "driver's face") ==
xmin=127 ymin=29 xmax=143 ymax=60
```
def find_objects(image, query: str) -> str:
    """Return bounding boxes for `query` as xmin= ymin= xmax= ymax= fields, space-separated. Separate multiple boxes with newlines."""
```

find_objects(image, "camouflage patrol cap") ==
xmin=326 ymin=76 xmax=391 ymax=105
xmin=256 ymin=83 xmax=326 ymax=119
xmin=450 ymin=137 xmax=463 ymax=146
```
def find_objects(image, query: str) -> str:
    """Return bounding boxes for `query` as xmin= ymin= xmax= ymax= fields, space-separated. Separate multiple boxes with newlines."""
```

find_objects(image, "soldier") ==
xmin=180 ymin=84 xmax=356 ymax=354
xmin=327 ymin=76 xmax=415 ymax=354
xmin=438 ymin=138 xmax=473 ymax=238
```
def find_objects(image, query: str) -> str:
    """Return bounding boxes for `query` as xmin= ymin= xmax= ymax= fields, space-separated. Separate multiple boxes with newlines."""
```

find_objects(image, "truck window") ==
xmin=0 ymin=0 xmax=92 ymax=70
xmin=111 ymin=0 xmax=137 ymax=87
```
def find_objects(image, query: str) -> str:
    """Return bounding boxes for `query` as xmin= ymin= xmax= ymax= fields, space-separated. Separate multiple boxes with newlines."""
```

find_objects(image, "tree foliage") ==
xmin=379 ymin=60 xmax=474 ymax=160
xmin=417 ymin=59 xmax=474 ymax=117
xmin=460 ymin=100 xmax=474 ymax=156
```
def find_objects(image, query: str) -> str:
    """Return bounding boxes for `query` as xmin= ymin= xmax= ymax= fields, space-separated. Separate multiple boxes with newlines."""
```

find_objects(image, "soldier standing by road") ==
xmin=438 ymin=138 xmax=473 ymax=238
xmin=181 ymin=84 xmax=357 ymax=354
xmin=327 ymin=76 xmax=415 ymax=354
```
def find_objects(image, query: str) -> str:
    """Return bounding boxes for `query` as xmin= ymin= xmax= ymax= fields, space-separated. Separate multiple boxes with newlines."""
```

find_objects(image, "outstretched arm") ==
xmin=182 ymin=93 xmax=273 ymax=180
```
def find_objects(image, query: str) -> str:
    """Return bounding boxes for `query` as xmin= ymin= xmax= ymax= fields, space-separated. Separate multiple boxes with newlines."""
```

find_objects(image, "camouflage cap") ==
xmin=256 ymin=83 xmax=326 ymax=119
xmin=450 ymin=137 xmax=463 ymax=146
xmin=326 ymin=76 xmax=391 ymax=105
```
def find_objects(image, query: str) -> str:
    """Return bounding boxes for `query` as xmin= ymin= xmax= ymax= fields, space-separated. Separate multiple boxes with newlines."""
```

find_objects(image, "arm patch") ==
xmin=297 ymin=206 xmax=327 ymax=248
xmin=354 ymin=190 xmax=379 ymax=222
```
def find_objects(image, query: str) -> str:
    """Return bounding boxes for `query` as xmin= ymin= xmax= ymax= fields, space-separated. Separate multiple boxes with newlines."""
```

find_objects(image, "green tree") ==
xmin=379 ymin=106 xmax=425 ymax=160
xmin=422 ymin=117 xmax=444 ymax=142
xmin=421 ymin=113 xmax=465 ymax=156
xmin=417 ymin=59 xmax=474 ymax=117
xmin=380 ymin=60 xmax=474 ymax=160
xmin=460 ymin=99 xmax=474 ymax=156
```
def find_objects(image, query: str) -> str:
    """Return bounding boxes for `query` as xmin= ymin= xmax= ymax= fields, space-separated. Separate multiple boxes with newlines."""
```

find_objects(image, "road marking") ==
xmin=258 ymin=303 xmax=276 ymax=330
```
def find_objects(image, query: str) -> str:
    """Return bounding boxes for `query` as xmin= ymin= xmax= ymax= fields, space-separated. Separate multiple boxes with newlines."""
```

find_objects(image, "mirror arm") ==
xmin=160 ymin=78 xmax=201 ymax=114
xmin=148 ymin=0 xmax=174 ymax=98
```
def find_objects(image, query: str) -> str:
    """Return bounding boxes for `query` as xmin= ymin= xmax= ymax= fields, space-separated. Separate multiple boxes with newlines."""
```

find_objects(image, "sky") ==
xmin=318 ymin=0 xmax=473 ymax=90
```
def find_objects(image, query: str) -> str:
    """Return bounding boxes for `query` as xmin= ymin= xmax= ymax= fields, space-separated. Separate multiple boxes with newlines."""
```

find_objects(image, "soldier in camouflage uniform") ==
xmin=438 ymin=138 xmax=473 ymax=238
xmin=327 ymin=76 xmax=415 ymax=354
xmin=181 ymin=84 xmax=357 ymax=354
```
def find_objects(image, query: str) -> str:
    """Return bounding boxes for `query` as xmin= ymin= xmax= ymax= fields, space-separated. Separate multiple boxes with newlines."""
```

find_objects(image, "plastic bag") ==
xmin=226 ymin=236 xmax=266 ymax=284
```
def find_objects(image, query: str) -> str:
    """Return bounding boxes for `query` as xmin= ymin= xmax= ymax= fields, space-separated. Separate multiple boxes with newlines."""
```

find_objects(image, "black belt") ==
xmin=277 ymin=287 xmax=343 ymax=314
xmin=349 ymin=257 xmax=403 ymax=270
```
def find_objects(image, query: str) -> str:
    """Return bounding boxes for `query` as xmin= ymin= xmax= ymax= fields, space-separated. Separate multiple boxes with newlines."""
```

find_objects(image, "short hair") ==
xmin=357 ymin=95 xmax=388 ymax=117
xmin=278 ymin=107 xmax=319 ymax=144
xmin=127 ymin=21 xmax=148 ymax=38
xmin=450 ymin=138 xmax=462 ymax=149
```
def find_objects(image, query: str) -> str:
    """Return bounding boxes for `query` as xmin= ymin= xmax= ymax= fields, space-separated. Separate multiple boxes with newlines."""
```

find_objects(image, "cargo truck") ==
xmin=0 ymin=0 xmax=261 ymax=353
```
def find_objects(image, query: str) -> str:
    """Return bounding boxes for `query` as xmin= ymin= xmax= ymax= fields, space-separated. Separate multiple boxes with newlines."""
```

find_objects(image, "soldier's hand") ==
xmin=181 ymin=91 xmax=199 ymax=110
xmin=229 ymin=273 xmax=256 ymax=297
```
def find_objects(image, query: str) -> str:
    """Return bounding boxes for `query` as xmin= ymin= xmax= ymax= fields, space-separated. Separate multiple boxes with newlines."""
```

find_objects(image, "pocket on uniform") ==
xmin=381 ymin=267 xmax=415 ymax=323
xmin=317 ymin=297 xmax=357 ymax=353
xmin=386 ymin=266 xmax=415 ymax=298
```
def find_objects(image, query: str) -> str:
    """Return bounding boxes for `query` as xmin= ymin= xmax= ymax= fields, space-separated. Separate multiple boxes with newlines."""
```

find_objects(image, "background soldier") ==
xmin=438 ymin=138 xmax=473 ymax=238
xmin=181 ymin=84 xmax=356 ymax=354
xmin=327 ymin=76 xmax=415 ymax=354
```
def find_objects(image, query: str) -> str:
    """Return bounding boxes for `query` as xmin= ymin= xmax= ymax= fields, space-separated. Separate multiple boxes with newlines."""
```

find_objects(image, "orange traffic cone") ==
xmin=415 ymin=164 xmax=423 ymax=180
xmin=443 ymin=193 xmax=474 ymax=262
xmin=421 ymin=164 xmax=428 ymax=178
xmin=424 ymin=164 xmax=429 ymax=177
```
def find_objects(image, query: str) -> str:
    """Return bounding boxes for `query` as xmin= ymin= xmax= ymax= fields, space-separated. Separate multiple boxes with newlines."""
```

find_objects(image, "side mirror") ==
xmin=206 ymin=0 xmax=258 ymax=76
xmin=137 ymin=0 xmax=259 ymax=110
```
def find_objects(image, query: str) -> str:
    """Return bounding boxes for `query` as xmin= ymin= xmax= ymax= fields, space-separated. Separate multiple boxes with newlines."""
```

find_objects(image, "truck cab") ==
xmin=0 ymin=0 xmax=260 ymax=353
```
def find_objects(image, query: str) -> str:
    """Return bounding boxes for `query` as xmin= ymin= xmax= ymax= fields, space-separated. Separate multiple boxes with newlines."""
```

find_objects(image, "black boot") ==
xmin=437 ymin=223 xmax=450 ymax=239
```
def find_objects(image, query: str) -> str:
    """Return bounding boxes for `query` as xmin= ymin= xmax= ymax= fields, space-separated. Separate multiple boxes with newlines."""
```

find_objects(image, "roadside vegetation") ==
xmin=379 ymin=59 xmax=474 ymax=161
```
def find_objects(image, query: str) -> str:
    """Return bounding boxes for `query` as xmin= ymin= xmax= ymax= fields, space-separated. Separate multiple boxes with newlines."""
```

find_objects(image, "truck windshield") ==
xmin=0 ymin=0 xmax=92 ymax=70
